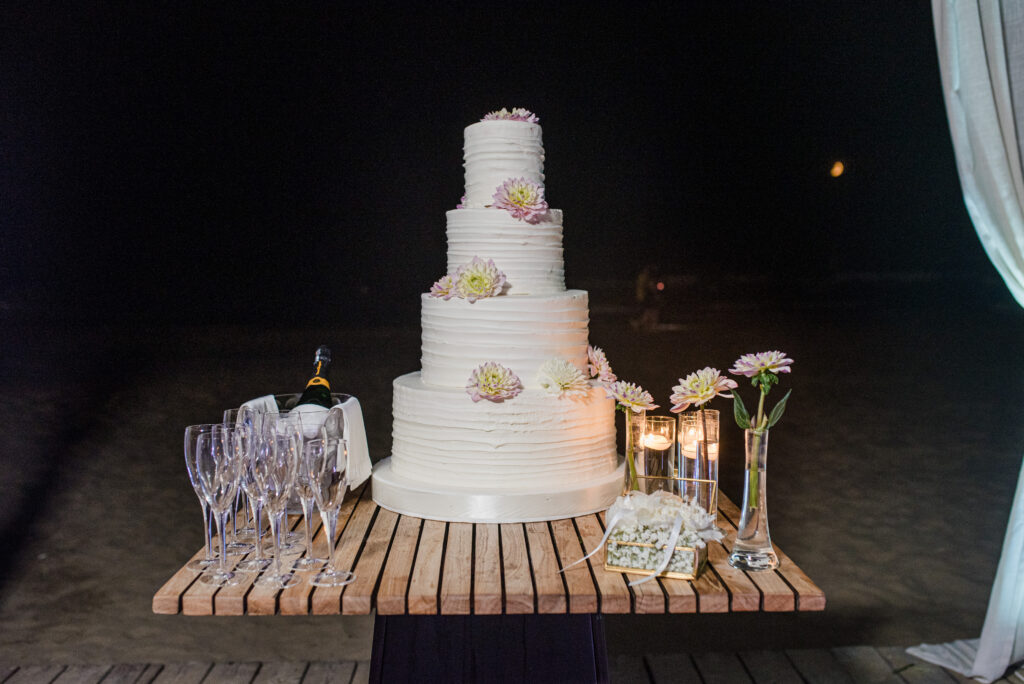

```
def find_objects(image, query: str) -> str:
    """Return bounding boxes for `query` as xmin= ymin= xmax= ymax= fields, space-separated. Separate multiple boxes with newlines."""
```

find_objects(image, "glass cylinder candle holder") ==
xmin=678 ymin=409 xmax=719 ymax=514
xmin=641 ymin=416 xmax=677 ymax=495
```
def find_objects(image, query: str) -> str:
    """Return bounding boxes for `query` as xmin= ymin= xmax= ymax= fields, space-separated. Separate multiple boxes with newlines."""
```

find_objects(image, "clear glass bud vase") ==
xmin=623 ymin=410 xmax=646 ymax=494
xmin=729 ymin=428 xmax=779 ymax=571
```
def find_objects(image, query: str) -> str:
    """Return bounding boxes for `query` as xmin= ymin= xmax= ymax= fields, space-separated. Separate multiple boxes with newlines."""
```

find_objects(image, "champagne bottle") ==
xmin=295 ymin=345 xmax=334 ymax=409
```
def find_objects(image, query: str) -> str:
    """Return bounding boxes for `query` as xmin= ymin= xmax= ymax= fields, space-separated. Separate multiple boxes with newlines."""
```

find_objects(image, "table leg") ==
xmin=369 ymin=613 xmax=608 ymax=683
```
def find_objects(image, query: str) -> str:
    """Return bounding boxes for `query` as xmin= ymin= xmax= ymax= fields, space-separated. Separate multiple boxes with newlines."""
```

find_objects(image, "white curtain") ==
xmin=908 ymin=1 xmax=1024 ymax=681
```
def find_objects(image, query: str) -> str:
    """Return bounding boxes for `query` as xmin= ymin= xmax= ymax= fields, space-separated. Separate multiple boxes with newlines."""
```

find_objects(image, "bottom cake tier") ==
xmin=374 ymin=371 xmax=623 ymax=522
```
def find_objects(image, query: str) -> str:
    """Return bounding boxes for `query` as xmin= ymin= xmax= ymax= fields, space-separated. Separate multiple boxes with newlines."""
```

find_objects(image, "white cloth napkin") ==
xmin=240 ymin=395 xmax=372 ymax=491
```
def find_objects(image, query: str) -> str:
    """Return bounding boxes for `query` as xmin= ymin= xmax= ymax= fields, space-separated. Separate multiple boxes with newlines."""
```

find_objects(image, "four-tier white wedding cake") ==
xmin=371 ymin=109 xmax=623 ymax=522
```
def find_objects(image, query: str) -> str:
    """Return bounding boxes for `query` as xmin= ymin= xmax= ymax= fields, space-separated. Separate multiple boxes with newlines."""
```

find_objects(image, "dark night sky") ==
xmin=0 ymin=2 xmax=992 ymax=324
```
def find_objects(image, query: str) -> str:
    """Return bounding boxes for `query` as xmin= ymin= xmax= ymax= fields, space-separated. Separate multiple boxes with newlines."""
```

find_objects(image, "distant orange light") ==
xmin=830 ymin=161 xmax=845 ymax=177
xmin=656 ymin=282 xmax=665 ymax=291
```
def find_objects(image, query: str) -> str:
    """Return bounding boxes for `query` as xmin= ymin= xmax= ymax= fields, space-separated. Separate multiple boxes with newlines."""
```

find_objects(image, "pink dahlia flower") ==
xmin=587 ymin=345 xmax=617 ymax=384
xmin=492 ymin=177 xmax=548 ymax=223
xmin=454 ymin=257 xmax=506 ymax=302
xmin=481 ymin=107 xmax=539 ymax=123
xmin=429 ymin=273 xmax=456 ymax=300
xmin=604 ymin=380 xmax=659 ymax=413
xmin=729 ymin=351 xmax=794 ymax=378
xmin=669 ymin=367 xmax=738 ymax=413
xmin=466 ymin=362 xmax=522 ymax=403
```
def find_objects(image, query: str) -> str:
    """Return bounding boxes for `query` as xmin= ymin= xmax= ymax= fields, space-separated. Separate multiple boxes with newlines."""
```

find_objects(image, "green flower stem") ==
xmin=747 ymin=430 xmax=761 ymax=509
xmin=699 ymin=407 xmax=711 ymax=510
xmin=627 ymin=451 xmax=639 ymax=491
xmin=755 ymin=387 xmax=767 ymax=431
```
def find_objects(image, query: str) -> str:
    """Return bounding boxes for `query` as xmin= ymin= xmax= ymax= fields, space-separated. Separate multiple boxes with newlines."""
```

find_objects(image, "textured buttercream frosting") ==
xmin=390 ymin=372 xmax=617 ymax=489
xmin=420 ymin=290 xmax=589 ymax=388
xmin=463 ymin=120 xmax=544 ymax=207
xmin=446 ymin=208 xmax=564 ymax=295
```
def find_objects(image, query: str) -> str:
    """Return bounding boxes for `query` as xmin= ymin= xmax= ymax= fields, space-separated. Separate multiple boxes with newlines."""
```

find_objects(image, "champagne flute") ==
xmin=224 ymin=406 xmax=262 ymax=538
xmin=261 ymin=411 xmax=306 ymax=554
xmin=254 ymin=420 xmax=301 ymax=588
xmin=184 ymin=424 xmax=217 ymax=571
xmin=292 ymin=449 xmax=327 ymax=571
xmin=305 ymin=437 xmax=354 ymax=587
xmin=196 ymin=425 xmax=245 ymax=586
xmin=235 ymin=419 xmax=272 ymax=572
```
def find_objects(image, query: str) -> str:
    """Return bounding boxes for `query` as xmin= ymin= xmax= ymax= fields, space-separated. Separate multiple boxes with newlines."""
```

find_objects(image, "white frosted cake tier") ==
xmin=463 ymin=119 xmax=545 ymax=207
xmin=420 ymin=290 xmax=589 ymax=388
xmin=446 ymin=208 xmax=564 ymax=295
xmin=389 ymin=372 xmax=618 ymax=489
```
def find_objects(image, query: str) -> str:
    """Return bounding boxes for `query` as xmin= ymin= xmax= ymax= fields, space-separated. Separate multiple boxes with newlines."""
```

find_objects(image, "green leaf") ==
xmin=767 ymin=389 xmax=792 ymax=428
xmin=733 ymin=393 xmax=751 ymax=430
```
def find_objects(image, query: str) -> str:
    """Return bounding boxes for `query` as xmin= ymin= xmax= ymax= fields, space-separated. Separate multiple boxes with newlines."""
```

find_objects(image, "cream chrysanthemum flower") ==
xmin=604 ymin=381 xmax=659 ymax=413
xmin=481 ymin=107 xmax=539 ymax=123
xmin=537 ymin=359 xmax=591 ymax=399
xmin=491 ymin=177 xmax=548 ymax=222
xmin=429 ymin=273 xmax=456 ymax=300
xmin=466 ymin=362 xmax=522 ymax=403
xmin=454 ymin=257 xmax=506 ymax=302
xmin=669 ymin=367 xmax=738 ymax=413
xmin=587 ymin=345 xmax=616 ymax=383
xmin=729 ymin=351 xmax=794 ymax=378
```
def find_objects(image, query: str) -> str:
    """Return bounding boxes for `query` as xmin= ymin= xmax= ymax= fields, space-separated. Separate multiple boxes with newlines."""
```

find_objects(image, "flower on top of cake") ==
xmin=481 ymin=107 xmax=539 ymax=123
xmin=587 ymin=345 xmax=617 ymax=385
xmin=429 ymin=256 xmax=507 ymax=302
xmin=466 ymin=361 xmax=523 ymax=403
xmin=537 ymin=359 xmax=591 ymax=399
xmin=492 ymin=177 xmax=548 ymax=223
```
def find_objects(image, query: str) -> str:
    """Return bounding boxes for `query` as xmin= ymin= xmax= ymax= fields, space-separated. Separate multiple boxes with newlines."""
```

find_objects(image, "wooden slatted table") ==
xmin=154 ymin=483 xmax=825 ymax=617
xmin=155 ymin=483 xmax=824 ymax=682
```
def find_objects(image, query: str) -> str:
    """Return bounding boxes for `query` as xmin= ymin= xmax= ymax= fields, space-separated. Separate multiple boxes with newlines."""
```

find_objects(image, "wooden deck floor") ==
xmin=2 ymin=647 xmax=1021 ymax=683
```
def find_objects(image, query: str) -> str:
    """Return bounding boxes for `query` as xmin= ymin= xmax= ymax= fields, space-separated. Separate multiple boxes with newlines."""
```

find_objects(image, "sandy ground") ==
xmin=1 ymin=282 xmax=1022 ymax=663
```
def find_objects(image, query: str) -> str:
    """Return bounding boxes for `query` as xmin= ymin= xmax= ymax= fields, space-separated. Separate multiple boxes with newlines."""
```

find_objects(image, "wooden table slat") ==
xmin=500 ymin=523 xmax=535 ymax=614
xmin=706 ymin=540 xmax=761 ymax=611
xmin=152 ymin=546 xmax=206 ymax=614
xmin=524 ymin=522 xmax=567 ymax=614
xmin=717 ymin=515 xmax=795 ymax=612
xmin=660 ymin=576 xmax=698 ymax=613
xmin=549 ymin=518 xmax=598 ymax=614
xmin=407 ymin=519 xmax=446 ymax=615
xmin=574 ymin=514 xmax=631 ymax=613
xmin=600 ymin=510 xmax=665 ymax=615
xmin=278 ymin=515 xmax=327 ymax=615
xmin=473 ymin=523 xmax=503 ymax=615
xmin=310 ymin=484 xmax=376 ymax=615
xmin=244 ymin=514 xmax=306 ymax=616
xmin=440 ymin=522 xmax=473 ymax=615
xmin=341 ymin=506 xmax=399 ymax=614
xmin=690 ymin=555 xmax=730 ymax=613
xmin=376 ymin=514 xmax=422 ymax=615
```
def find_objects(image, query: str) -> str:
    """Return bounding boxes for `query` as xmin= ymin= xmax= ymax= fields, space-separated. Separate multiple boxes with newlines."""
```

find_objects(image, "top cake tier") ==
xmin=463 ymin=120 xmax=545 ymax=207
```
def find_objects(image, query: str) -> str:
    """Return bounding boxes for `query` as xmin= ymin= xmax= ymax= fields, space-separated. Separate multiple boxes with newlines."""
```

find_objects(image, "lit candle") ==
xmin=643 ymin=433 xmax=674 ymax=451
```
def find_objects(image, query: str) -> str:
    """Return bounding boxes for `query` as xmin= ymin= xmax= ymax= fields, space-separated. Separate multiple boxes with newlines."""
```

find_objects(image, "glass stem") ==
xmin=251 ymin=500 xmax=264 ymax=561
xmin=202 ymin=502 xmax=213 ymax=560
xmin=216 ymin=510 xmax=229 ymax=575
xmin=324 ymin=510 xmax=339 ymax=571
xmin=230 ymin=490 xmax=241 ymax=538
xmin=302 ymin=498 xmax=314 ymax=557
xmin=271 ymin=511 xmax=283 ymax=578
